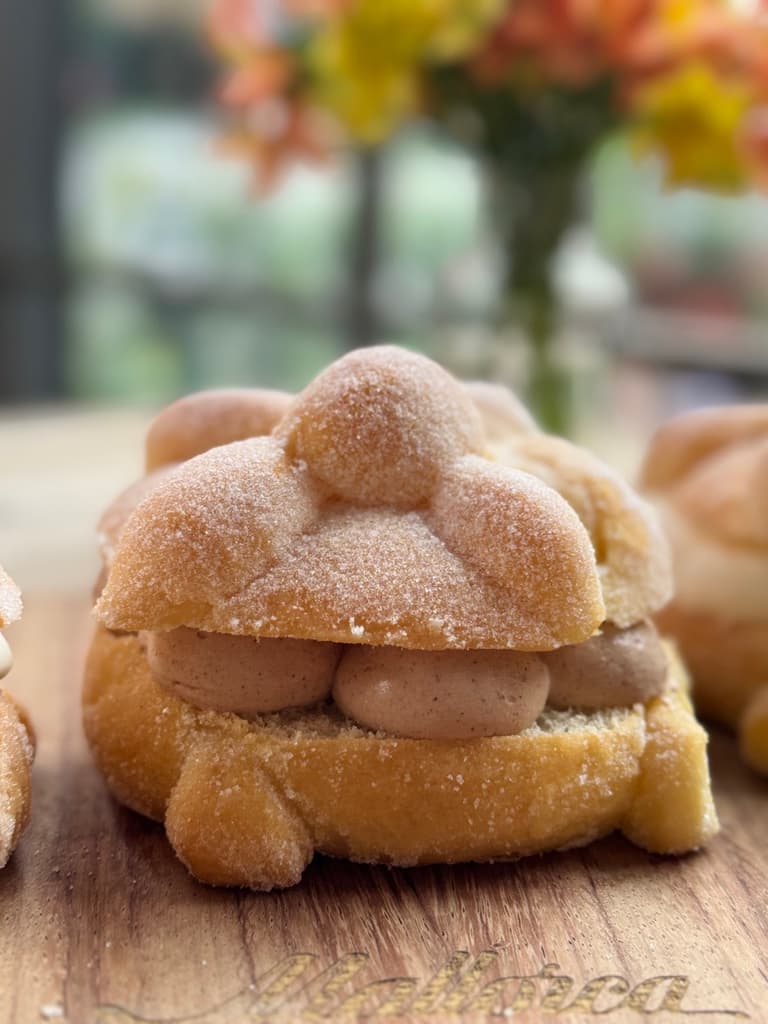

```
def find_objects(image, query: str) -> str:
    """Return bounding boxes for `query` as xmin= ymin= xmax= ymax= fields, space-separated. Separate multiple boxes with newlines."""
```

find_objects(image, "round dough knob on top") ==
xmin=278 ymin=346 xmax=486 ymax=506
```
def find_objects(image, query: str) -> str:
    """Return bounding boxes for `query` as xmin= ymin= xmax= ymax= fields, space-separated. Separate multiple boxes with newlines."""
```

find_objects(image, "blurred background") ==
xmin=1 ymin=0 xmax=767 ymax=590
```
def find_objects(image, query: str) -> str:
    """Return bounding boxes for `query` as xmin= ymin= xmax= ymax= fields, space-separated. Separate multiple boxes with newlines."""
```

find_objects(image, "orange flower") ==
xmin=218 ymin=99 xmax=333 ymax=191
xmin=219 ymin=51 xmax=294 ymax=106
xmin=208 ymin=0 xmax=271 ymax=58
xmin=471 ymin=0 xmax=757 ymax=89
xmin=209 ymin=0 xmax=339 ymax=187
xmin=627 ymin=4 xmax=762 ymax=78
xmin=472 ymin=0 xmax=666 ymax=87
xmin=208 ymin=0 xmax=345 ymax=54
xmin=207 ymin=0 xmax=768 ymax=194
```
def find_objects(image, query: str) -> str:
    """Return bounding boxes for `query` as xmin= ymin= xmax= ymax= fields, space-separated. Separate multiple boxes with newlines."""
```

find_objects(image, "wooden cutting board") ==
xmin=1 ymin=595 xmax=766 ymax=1024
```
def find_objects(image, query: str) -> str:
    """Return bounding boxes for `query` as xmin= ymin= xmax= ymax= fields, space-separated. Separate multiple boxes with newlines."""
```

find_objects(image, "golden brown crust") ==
xmin=622 ymin=648 xmax=718 ymax=855
xmin=98 ymin=466 xmax=181 ymax=571
xmin=97 ymin=349 xmax=608 ymax=650
xmin=145 ymin=387 xmax=293 ymax=472
xmin=0 ymin=691 xmax=34 ymax=869
xmin=491 ymin=434 xmax=673 ymax=627
xmin=82 ymin=628 xmax=718 ymax=890
xmin=0 ymin=567 xmax=22 ymax=630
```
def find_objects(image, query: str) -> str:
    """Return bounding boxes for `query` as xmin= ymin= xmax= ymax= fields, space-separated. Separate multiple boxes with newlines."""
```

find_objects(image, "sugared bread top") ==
xmin=97 ymin=347 xmax=671 ymax=651
xmin=640 ymin=404 xmax=768 ymax=774
xmin=0 ymin=564 xmax=34 ymax=869
xmin=84 ymin=347 xmax=716 ymax=890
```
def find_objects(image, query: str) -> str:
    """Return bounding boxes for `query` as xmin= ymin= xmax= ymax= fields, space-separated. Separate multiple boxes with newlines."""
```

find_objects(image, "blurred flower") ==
xmin=208 ymin=0 xmax=768 ymax=195
xmin=218 ymin=100 xmax=333 ymax=190
xmin=470 ymin=0 xmax=744 ymax=88
xmin=208 ymin=0 xmax=274 ymax=56
xmin=632 ymin=62 xmax=753 ymax=188
xmin=308 ymin=0 xmax=504 ymax=141
xmin=206 ymin=0 xmax=768 ymax=434
xmin=209 ymin=1 xmax=333 ymax=188
xmin=472 ymin=0 xmax=662 ymax=87
xmin=219 ymin=51 xmax=294 ymax=106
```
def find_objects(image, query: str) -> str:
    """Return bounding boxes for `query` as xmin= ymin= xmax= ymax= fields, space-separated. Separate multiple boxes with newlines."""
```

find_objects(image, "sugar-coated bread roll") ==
xmin=85 ymin=346 xmax=717 ymax=889
xmin=640 ymin=404 xmax=768 ymax=774
xmin=145 ymin=387 xmax=292 ymax=471
xmin=0 ymin=564 xmax=33 ymax=868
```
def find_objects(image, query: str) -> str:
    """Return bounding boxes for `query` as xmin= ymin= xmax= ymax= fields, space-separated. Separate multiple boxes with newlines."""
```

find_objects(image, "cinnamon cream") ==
xmin=333 ymin=646 xmax=549 ymax=739
xmin=0 ymin=634 xmax=11 ymax=680
xmin=545 ymin=621 xmax=666 ymax=710
xmin=145 ymin=628 xmax=341 ymax=718
xmin=143 ymin=622 xmax=668 ymax=738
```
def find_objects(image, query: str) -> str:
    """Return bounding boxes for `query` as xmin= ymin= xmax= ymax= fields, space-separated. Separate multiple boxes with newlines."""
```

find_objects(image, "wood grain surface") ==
xmin=1 ymin=595 xmax=766 ymax=1024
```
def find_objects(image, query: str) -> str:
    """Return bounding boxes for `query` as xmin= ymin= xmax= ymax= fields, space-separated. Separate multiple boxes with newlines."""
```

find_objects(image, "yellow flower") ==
xmin=430 ymin=0 xmax=506 ymax=60
xmin=308 ymin=0 xmax=503 ymax=142
xmin=632 ymin=62 xmax=753 ymax=190
xmin=659 ymin=0 xmax=707 ymax=27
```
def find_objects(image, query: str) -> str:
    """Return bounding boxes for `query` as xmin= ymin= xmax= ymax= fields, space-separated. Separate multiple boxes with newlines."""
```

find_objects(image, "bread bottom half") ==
xmin=82 ymin=628 xmax=718 ymax=891
xmin=656 ymin=602 xmax=768 ymax=773
xmin=0 ymin=692 xmax=34 ymax=868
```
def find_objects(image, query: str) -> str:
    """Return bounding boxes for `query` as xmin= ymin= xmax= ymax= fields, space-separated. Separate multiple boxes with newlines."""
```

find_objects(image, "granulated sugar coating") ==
xmin=100 ymin=437 xmax=319 ymax=630
xmin=489 ymin=434 xmax=673 ymax=627
xmin=0 ymin=692 xmax=34 ymax=868
xmin=277 ymin=347 xmax=486 ymax=507
xmin=0 ymin=567 xmax=22 ymax=630
xmin=462 ymin=380 xmax=538 ymax=442
xmin=97 ymin=347 xmax=617 ymax=649
xmin=98 ymin=466 xmax=181 ymax=568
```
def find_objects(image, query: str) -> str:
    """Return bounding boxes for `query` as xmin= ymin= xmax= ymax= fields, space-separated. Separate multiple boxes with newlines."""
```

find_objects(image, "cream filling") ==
xmin=544 ymin=621 xmax=667 ymax=711
xmin=660 ymin=501 xmax=768 ymax=621
xmin=0 ymin=634 xmax=11 ymax=680
xmin=333 ymin=646 xmax=549 ymax=739
xmin=145 ymin=630 xmax=341 ymax=717
xmin=144 ymin=622 xmax=667 ymax=739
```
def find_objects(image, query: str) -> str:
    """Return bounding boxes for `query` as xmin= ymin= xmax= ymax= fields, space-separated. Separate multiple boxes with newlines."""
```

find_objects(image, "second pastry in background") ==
xmin=640 ymin=404 xmax=768 ymax=774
